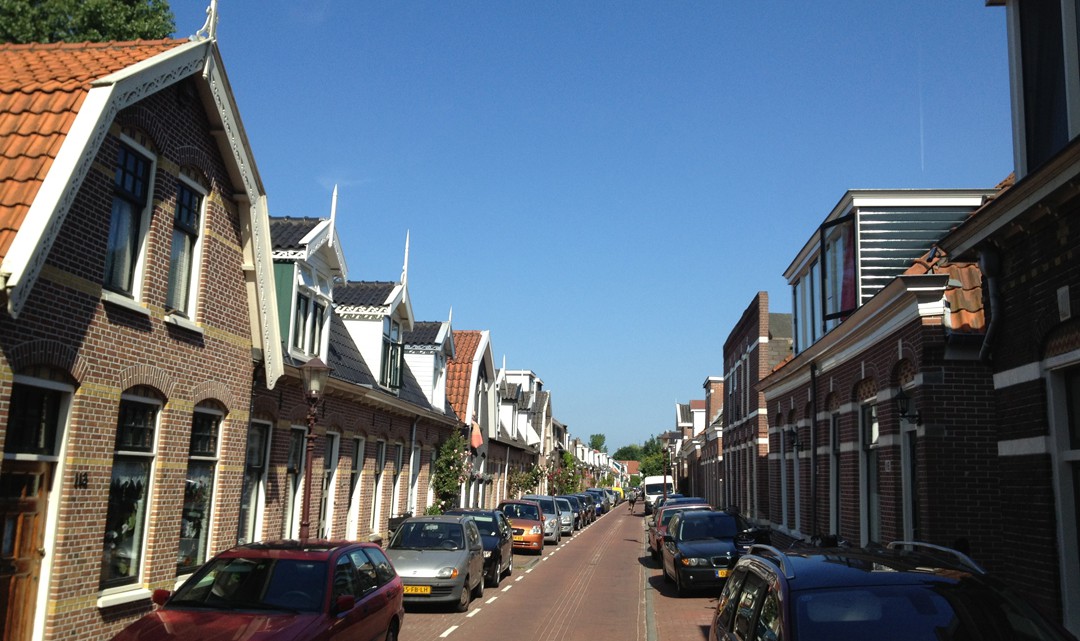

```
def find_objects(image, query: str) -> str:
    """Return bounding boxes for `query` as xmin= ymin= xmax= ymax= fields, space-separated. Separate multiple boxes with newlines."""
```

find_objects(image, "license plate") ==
xmin=513 ymin=536 xmax=523 ymax=541
xmin=403 ymin=585 xmax=431 ymax=595
xmin=716 ymin=569 xmax=729 ymax=578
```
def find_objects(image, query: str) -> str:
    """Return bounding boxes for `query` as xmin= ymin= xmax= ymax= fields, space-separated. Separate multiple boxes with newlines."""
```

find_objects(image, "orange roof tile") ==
xmin=0 ymin=39 xmax=188 ymax=261
xmin=904 ymin=248 xmax=985 ymax=333
xmin=447 ymin=330 xmax=482 ymax=420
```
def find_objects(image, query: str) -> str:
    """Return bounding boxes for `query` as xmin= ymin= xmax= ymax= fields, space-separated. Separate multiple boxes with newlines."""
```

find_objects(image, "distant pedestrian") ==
xmin=628 ymin=491 xmax=637 ymax=514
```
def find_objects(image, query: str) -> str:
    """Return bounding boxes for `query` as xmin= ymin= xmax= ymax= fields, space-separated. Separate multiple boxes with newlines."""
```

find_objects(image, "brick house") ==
xmin=721 ymin=293 xmax=790 ymax=524
xmin=935 ymin=1 xmax=1080 ymax=630
xmin=757 ymin=189 xmax=1000 ymax=554
xmin=247 ymin=216 xmax=463 ymax=547
xmin=0 ymin=36 xmax=282 ymax=641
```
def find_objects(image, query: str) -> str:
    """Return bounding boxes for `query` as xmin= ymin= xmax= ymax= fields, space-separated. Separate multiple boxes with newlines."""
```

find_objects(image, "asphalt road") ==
xmin=398 ymin=505 xmax=719 ymax=641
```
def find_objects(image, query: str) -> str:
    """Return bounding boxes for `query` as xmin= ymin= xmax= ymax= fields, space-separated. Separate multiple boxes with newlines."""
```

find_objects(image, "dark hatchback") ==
xmin=110 ymin=540 xmax=404 ymax=641
xmin=662 ymin=510 xmax=749 ymax=597
xmin=444 ymin=508 xmax=514 ymax=588
xmin=710 ymin=542 xmax=1079 ymax=641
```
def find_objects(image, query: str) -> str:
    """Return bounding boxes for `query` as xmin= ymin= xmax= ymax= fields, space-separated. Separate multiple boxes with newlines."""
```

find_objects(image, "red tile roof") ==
xmin=0 ymin=39 xmax=187 ymax=261
xmin=447 ymin=330 xmax=482 ymax=421
xmin=904 ymin=248 xmax=985 ymax=333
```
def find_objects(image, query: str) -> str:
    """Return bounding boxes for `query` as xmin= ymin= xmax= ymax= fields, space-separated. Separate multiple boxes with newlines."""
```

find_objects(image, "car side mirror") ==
xmin=151 ymin=589 xmax=171 ymax=607
xmin=647 ymin=518 xmax=655 ymax=527
xmin=334 ymin=594 xmax=356 ymax=614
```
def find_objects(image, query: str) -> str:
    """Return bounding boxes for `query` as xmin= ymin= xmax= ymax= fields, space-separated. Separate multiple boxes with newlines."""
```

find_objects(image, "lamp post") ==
xmin=298 ymin=357 xmax=331 ymax=543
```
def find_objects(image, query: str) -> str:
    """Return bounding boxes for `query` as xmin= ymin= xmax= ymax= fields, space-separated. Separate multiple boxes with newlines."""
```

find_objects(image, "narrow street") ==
xmin=398 ymin=508 xmax=717 ymax=641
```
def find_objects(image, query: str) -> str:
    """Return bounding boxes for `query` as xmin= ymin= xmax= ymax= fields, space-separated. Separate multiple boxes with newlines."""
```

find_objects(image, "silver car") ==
xmin=522 ymin=494 xmax=562 ymax=544
xmin=385 ymin=515 xmax=485 ymax=612
xmin=555 ymin=496 xmax=574 ymax=535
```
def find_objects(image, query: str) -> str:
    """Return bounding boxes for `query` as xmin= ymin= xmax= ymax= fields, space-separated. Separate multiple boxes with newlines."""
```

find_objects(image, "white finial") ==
xmin=401 ymin=231 xmax=410 ymax=286
xmin=329 ymin=185 xmax=338 ymax=248
xmin=194 ymin=0 xmax=219 ymax=41
xmin=448 ymin=306 xmax=453 ymax=325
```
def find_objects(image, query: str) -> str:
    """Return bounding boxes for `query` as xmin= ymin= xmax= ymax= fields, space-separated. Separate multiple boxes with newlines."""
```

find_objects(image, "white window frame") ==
xmin=370 ymin=441 xmax=386 ymax=531
xmin=239 ymin=420 xmax=271 ymax=545
xmin=103 ymin=136 xmax=156 ymax=303
xmin=347 ymin=436 xmax=366 ymax=540
xmin=320 ymin=432 xmax=339 ymax=539
xmin=391 ymin=442 xmax=404 ymax=517
xmin=289 ymin=264 xmax=331 ymax=358
xmin=859 ymin=402 xmax=880 ymax=546
xmin=178 ymin=406 xmax=222 ymax=575
xmin=284 ymin=426 xmax=307 ymax=539
xmin=165 ymin=174 xmax=206 ymax=320
xmin=1047 ymin=358 xmax=1080 ymax=635
xmin=100 ymin=391 xmax=161 ymax=596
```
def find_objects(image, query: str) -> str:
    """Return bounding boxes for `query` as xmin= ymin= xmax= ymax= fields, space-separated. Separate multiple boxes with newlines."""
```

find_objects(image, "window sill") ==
xmin=97 ymin=586 xmax=151 ymax=609
xmin=164 ymin=314 xmax=204 ymax=335
xmin=100 ymin=290 xmax=151 ymax=317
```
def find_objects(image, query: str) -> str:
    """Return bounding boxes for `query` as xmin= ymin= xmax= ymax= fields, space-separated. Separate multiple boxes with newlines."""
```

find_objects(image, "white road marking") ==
xmin=467 ymin=608 xmax=481 ymax=617
xmin=486 ymin=596 xmax=498 ymax=604
xmin=440 ymin=626 xmax=458 ymax=637
xmin=502 ymin=584 xmax=513 ymax=591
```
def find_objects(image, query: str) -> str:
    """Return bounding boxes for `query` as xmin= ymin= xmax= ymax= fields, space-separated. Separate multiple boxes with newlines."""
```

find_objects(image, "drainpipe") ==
xmin=979 ymin=247 xmax=1001 ymax=362
xmin=810 ymin=361 xmax=819 ymax=539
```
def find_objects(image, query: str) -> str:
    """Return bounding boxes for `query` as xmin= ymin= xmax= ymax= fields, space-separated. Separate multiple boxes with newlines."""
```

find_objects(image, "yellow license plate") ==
xmin=513 ymin=536 xmax=523 ymax=541
xmin=716 ymin=569 xmax=729 ymax=578
xmin=403 ymin=585 xmax=431 ymax=595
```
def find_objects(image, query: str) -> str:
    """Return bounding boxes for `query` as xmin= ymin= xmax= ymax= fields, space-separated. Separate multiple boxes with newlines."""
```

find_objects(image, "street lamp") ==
xmin=298 ymin=357 xmax=331 ymax=542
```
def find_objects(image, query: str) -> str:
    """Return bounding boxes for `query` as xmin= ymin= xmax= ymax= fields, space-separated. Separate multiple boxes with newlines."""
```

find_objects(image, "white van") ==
xmin=641 ymin=475 xmax=675 ymax=514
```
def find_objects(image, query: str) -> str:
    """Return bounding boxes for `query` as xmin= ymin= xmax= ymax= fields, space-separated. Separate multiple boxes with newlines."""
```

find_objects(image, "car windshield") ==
xmin=389 ymin=521 xmax=465 ymax=550
xmin=660 ymin=507 xmax=705 ymax=527
xmin=677 ymin=515 xmax=737 ymax=540
xmin=793 ymin=581 xmax=1075 ymax=641
xmin=169 ymin=556 xmax=327 ymax=612
xmin=533 ymin=498 xmax=556 ymax=513
xmin=556 ymin=499 xmax=572 ymax=513
xmin=501 ymin=503 xmax=540 ymax=520
xmin=465 ymin=515 xmax=500 ymax=536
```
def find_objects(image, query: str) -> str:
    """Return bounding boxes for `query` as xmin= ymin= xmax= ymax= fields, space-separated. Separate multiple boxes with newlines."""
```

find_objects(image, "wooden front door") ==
xmin=0 ymin=461 xmax=50 ymax=641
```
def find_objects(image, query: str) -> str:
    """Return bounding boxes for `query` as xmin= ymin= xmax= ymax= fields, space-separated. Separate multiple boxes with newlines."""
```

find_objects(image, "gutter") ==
xmin=978 ymin=247 xmax=1002 ymax=362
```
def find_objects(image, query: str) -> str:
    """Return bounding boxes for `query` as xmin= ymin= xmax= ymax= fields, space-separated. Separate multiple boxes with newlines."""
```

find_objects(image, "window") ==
xmin=381 ymin=318 xmax=403 ymax=389
xmin=347 ymin=437 xmax=366 ymax=540
xmin=860 ymin=403 xmax=880 ymax=545
xmin=104 ymin=143 xmax=153 ymax=296
xmin=391 ymin=443 xmax=404 ymax=517
xmin=238 ymin=421 xmax=270 ymax=545
xmin=166 ymin=177 xmax=204 ymax=316
xmin=733 ymin=572 xmax=767 ymax=639
xmin=370 ymin=441 xmax=386 ymax=530
xmin=291 ymin=265 xmax=331 ymax=357
xmin=830 ymin=414 xmax=841 ymax=537
xmin=178 ymin=407 xmax=221 ymax=574
xmin=5 ymin=375 xmax=69 ymax=458
xmin=1019 ymin=0 xmax=1068 ymax=172
xmin=101 ymin=391 xmax=160 ymax=588
xmin=284 ymin=427 xmax=306 ymax=538
xmin=319 ymin=433 xmax=339 ymax=539
xmin=822 ymin=215 xmax=856 ymax=330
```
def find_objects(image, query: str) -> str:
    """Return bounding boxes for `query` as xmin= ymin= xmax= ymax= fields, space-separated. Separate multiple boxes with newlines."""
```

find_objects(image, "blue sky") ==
xmin=172 ymin=2 xmax=1012 ymax=453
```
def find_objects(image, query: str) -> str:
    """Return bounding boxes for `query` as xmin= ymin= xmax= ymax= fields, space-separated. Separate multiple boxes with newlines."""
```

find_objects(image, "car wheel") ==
xmin=662 ymin=562 xmax=673 ymax=583
xmin=472 ymin=573 xmax=484 ymax=600
xmin=503 ymin=552 xmax=514 ymax=577
xmin=487 ymin=559 xmax=501 ymax=588
xmin=675 ymin=571 xmax=687 ymax=597
xmin=455 ymin=580 xmax=471 ymax=612
xmin=384 ymin=621 xmax=399 ymax=641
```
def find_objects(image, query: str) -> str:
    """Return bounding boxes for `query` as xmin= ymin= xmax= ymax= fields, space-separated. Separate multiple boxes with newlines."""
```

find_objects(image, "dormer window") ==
xmin=291 ymin=265 xmax=330 ymax=357
xmin=381 ymin=317 xmax=403 ymax=390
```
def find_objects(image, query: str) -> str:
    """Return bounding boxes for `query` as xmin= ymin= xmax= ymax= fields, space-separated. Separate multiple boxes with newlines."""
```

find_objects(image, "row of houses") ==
xmin=0 ymin=18 xmax=622 ymax=641
xmin=667 ymin=1 xmax=1080 ymax=635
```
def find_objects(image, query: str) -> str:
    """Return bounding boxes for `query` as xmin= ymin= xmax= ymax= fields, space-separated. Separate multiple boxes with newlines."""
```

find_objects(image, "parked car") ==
xmin=385 ymin=515 xmax=485 ymax=612
xmin=573 ymin=492 xmax=596 ymax=525
xmin=557 ymin=494 xmax=584 ymax=530
xmin=443 ymin=508 xmax=514 ymax=588
xmin=662 ymin=510 xmax=749 ymax=597
xmin=721 ymin=507 xmax=772 ymax=546
xmin=522 ymin=494 xmax=562 ymax=544
xmin=663 ymin=496 xmax=708 ymax=507
xmin=110 ymin=540 xmax=404 ymax=641
xmin=709 ymin=542 xmax=1080 ymax=641
xmin=647 ymin=502 xmax=713 ymax=559
xmin=653 ymin=492 xmax=685 ymax=513
xmin=585 ymin=489 xmax=608 ymax=515
xmin=498 ymin=499 xmax=545 ymax=554
xmin=588 ymin=488 xmax=613 ymax=513
xmin=554 ymin=496 xmax=575 ymax=535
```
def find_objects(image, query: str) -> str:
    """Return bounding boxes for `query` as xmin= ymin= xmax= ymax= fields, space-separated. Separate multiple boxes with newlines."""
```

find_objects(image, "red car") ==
xmin=110 ymin=540 xmax=404 ymax=641
xmin=648 ymin=503 xmax=712 ymax=559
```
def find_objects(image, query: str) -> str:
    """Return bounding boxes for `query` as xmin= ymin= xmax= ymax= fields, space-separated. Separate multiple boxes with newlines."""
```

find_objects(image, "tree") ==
xmin=612 ymin=444 xmax=643 ymax=461
xmin=1 ymin=0 xmax=175 ymax=44
xmin=639 ymin=451 xmax=665 ymax=477
xmin=426 ymin=430 xmax=470 ymax=514
xmin=588 ymin=433 xmax=607 ymax=453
